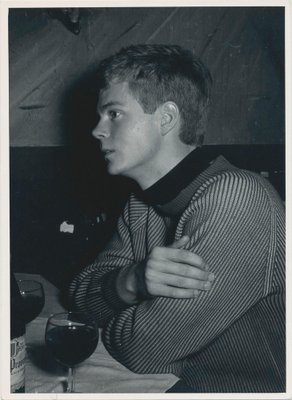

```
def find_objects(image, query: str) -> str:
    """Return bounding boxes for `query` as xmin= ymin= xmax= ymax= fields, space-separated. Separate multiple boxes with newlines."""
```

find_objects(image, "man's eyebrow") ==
xmin=99 ymin=101 xmax=124 ymax=111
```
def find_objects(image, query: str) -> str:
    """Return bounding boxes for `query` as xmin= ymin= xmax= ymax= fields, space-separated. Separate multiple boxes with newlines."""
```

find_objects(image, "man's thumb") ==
xmin=169 ymin=235 xmax=190 ymax=249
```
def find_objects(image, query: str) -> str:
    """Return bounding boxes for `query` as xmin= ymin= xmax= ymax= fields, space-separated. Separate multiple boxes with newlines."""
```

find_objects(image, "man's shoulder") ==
xmin=200 ymin=156 xmax=271 ymax=189
xmin=189 ymin=155 xmax=284 ymax=210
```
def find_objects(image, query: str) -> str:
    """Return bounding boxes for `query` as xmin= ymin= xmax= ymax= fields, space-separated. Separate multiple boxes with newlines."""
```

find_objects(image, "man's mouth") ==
xmin=103 ymin=150 xmax=115 ymax=159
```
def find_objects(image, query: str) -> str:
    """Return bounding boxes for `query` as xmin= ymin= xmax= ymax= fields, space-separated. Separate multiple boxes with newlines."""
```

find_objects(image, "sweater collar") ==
xmin=137 ymin=147 xmax=215 ymax=214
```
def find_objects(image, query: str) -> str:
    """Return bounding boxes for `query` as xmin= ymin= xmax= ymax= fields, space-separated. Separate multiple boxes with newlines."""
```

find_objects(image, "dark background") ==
xmin=9 ymin=7 xmax=285 ymax=289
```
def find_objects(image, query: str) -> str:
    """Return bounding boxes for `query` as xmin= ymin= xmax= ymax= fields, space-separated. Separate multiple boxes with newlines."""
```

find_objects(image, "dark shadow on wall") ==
xmin=50 ymin=71 xmax=138 ymax=288
xmin=10 ymin=70 xmax=137 ymax=291
xmin=61 ymin=68 xmax=137 ymax=219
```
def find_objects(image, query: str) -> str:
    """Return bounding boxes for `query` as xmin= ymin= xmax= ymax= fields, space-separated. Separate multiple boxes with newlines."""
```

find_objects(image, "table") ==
xmin=16 ymin=273 xmax=179 ymax=393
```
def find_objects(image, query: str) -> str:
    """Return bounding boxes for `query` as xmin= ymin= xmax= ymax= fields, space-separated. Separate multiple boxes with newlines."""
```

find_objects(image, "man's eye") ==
xmin=109 ymin=110 xmax=120 ymax=120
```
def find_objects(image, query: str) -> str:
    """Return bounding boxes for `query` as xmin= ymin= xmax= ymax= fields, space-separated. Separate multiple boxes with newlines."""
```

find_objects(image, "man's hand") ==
xmin=142 ymin=235 xmax=214 ymax=298
xmin=116 ymin=236 xmax=215 ymax=304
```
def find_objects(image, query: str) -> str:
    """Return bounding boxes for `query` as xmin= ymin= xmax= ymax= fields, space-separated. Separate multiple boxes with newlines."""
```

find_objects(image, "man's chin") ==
xmin=107 ymin=165 xmax=133 ymax=179
xmin=106 ymin=164 xmax=120 ymax=176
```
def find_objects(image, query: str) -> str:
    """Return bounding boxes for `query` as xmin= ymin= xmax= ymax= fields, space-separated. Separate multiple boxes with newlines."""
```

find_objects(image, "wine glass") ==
xmin=17 ymin=279 xmax=45 ymax=324
xmin=45 ymin=311 xmax=99 ymax=393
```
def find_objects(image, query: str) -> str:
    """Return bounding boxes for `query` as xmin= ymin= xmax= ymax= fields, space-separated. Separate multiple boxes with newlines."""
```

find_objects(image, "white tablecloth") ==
xmin=25 ymin=316 xmax=179 ymax=393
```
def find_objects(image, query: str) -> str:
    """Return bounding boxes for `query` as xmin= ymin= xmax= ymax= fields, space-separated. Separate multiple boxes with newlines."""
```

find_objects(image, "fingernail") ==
xmin=208 ymin=273 xmax=215 ymax=282
xmin=204 ymin=281 xmax=211 ymax=290
xmin=193 ymin=289 xmax=199 ymax=297
xmin=204 ymin=264 xmax=210 ymax=272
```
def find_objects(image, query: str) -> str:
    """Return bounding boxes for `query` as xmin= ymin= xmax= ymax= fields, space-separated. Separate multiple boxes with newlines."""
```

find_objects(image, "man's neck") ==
xmin=137 ymin=145 xmax=197 ymax=190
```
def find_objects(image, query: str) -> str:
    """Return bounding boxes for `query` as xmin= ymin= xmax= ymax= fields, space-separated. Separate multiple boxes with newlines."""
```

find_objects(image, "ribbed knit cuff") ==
xmin=100 ymin=270 xmax=131 ymax=312
xmin=135 ymin=261 xmax=154 ymax=301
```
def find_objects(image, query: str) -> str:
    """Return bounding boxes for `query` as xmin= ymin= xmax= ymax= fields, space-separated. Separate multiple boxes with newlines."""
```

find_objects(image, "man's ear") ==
xmin=159 ymin=102 xmax=180 ymax=135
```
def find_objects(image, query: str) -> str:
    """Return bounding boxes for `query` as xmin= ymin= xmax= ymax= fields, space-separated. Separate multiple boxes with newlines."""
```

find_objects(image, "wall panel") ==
xmin=9 ymin=7 xmax=284 ymax=146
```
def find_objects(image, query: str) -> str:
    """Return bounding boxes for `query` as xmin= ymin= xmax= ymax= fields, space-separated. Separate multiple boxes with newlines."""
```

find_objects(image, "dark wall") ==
xmin=10 ymin=145 xmax=135 ymax=288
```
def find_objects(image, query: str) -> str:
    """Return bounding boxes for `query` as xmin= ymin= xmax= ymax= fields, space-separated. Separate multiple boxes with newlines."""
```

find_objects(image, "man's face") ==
xmin=93 ymin=81 xmax=162 ymax=185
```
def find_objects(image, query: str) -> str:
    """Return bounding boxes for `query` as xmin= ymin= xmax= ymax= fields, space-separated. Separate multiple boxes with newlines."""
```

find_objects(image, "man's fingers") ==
xmin=145 ymin=244 xmax=214 ymax=300
xmin=147 ymin=270 xmax=213 ymax=290
xmin=147 ymin=259 xmax=213 ymax=281
xmin=154 ymin=247 xmax=209 ymax=271
xmin=149 ymin=283 xmax=199 ymax=299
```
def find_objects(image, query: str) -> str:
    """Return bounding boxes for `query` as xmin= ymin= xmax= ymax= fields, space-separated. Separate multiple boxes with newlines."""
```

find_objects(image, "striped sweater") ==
xmin=69 ymin=156 xmax=285 ymax=392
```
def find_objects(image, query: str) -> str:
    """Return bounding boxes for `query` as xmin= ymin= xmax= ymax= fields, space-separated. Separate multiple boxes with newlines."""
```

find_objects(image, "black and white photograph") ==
xmin=1 ymin=1 xmax=290 ymax=398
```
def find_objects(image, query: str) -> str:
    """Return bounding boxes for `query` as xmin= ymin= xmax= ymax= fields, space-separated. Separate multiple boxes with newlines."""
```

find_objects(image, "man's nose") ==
xmin=92 ymin=120 xmax=110 ymax=140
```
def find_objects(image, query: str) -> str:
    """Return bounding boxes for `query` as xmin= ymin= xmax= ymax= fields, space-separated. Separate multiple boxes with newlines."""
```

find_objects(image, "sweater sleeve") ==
xmin=68 ymin=200 xmax=138 ymax=325
xmin=101 ymin=170 xmax=283 ymax=374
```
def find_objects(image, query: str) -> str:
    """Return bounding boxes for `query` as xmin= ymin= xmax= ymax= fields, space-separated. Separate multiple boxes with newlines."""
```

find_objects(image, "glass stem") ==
xmin=67 ymin=367 xmax=75 ymax=393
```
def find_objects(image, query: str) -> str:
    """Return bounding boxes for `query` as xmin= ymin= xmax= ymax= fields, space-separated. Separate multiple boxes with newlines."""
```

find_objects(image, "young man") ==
xmin=69 ymin=44 xmax=285 ymax=392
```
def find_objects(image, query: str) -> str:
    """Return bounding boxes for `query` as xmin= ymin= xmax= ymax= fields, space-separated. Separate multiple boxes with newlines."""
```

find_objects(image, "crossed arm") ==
xmin=69 ymin=199 xmax=213 ymax=323
xmin=116 ymin=235 xmax=214 ymax=304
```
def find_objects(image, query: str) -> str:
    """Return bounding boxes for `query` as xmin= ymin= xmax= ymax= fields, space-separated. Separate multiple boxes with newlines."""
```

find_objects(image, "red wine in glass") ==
xmin=45 ymin=312 xmax=99 ymax=392
xmin=46 ymin=325 xmax=98 ymax=367
xmin=17 ymin=280 xmax=45 ymax=324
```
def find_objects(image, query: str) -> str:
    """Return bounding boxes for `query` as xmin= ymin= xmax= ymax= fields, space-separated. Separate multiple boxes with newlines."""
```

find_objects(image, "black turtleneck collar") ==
xmin=137 ymin=147 xmax=214 ymax=207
